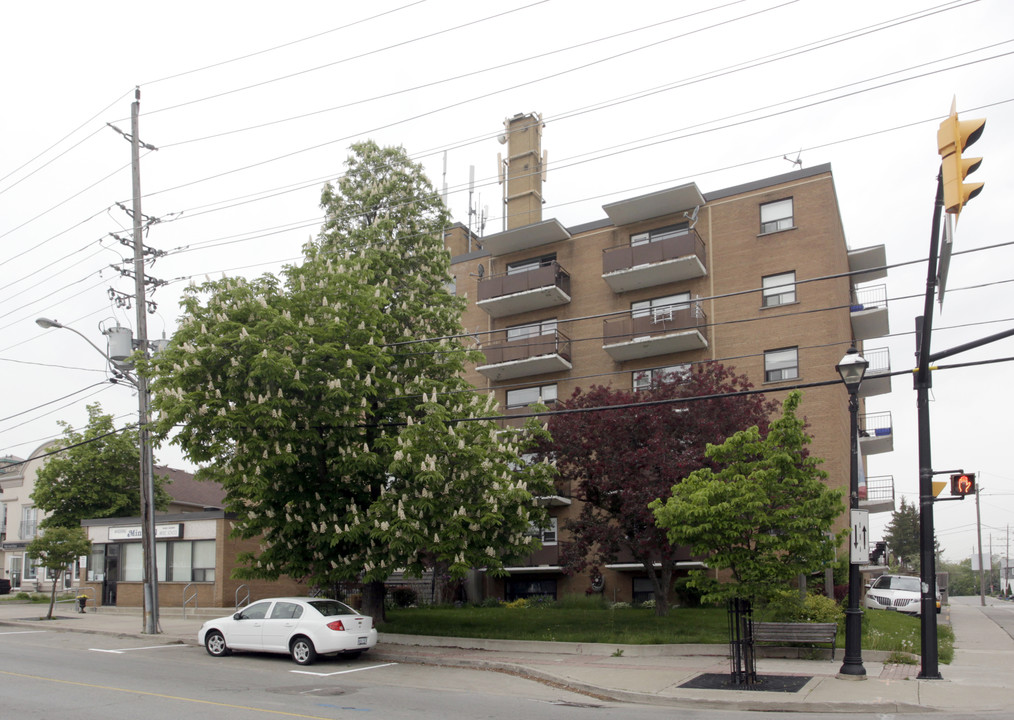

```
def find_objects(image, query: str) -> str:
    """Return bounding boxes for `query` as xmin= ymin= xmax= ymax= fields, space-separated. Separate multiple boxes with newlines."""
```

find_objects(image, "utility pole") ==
xmin=129 ymin=88 xmax=159 ymax=634
xmin=976 ymin=485 xmax=985 ymax=606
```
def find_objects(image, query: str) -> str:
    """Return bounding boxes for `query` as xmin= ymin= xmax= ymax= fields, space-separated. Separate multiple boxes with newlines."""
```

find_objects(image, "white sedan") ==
xmin=198 ymin=597 xmax=378 ymax=665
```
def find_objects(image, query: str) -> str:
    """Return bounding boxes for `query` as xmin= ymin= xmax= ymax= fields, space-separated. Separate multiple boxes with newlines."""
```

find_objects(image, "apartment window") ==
xmin=632 ymin=293 xmax=690 ymax=322
xmin=506 ymin=253 xmax=555 ymax=275
xmin=633 ymin=364 xmax=690 ymax=391
xmin=507 ymin=318 xmax=557 ymax=341
xmin=527 ymin=517 xmax=558 ymax=545
xmin=20 ymin=505 xmax=37 ymax=539
xmin=506 ymin=384 xmax=558 ymax=409
xmin=630 ymin=222 xmax=689 ymax=247
xmin=765 ymin=347 xmax=799 ymax=382
xmin=762 ymin=271 xmax=796 ymax=307
xmin=760 ymin=198 xmax=793 ymax=233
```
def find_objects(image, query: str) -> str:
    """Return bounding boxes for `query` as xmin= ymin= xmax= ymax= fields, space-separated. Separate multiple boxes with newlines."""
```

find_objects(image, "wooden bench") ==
xmin=752 ymin=622 xmax=838 ymax=660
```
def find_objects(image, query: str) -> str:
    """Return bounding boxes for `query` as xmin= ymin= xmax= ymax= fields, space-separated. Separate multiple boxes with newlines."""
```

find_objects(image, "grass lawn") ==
xmin=383 ymin=601 xmax=954 ymax=662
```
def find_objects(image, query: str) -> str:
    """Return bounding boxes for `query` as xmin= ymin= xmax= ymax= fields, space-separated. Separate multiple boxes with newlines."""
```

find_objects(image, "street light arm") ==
xmin=35 ymin=317 xmax=138 ymax=386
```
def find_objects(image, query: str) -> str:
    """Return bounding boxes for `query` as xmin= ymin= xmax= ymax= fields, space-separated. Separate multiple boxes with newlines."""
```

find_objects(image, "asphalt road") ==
xmin=2 ymin=624 xmax=1010 ymax=720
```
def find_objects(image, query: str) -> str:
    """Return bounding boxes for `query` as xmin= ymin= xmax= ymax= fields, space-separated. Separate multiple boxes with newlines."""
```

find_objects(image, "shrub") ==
xmin=390 ymin=586 xmax=418 ymax=608
xmin=760 ymin=591 xmax=844 ymax=625
xmin=608 ymin=601 xmax=631 ymax=610
xmin=640 ymin=598 xmax=656 ymax=610
xmin=477 ymin=597 xmax=503 ymax=608
xmin=504 ymin=597 xmax=529 ymax=609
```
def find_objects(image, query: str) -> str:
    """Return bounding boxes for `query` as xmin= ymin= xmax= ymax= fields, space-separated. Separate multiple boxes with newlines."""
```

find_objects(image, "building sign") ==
xmin=107 ymin=523 xmax=183 ymax=541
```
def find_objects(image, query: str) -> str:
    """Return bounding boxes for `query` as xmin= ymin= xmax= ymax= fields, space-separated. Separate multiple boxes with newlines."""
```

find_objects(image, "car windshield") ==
xmin=307 ymin=600 xmax=358 ymax=617
xmin=875 ymin=576 xmax=920 ymax=592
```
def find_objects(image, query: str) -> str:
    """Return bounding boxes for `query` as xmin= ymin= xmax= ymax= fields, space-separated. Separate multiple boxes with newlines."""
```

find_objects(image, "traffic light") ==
xmin=937 ymin=97 xmax=985 ymax=217
xmin=950 ymin=472 xmax=976 ymax=496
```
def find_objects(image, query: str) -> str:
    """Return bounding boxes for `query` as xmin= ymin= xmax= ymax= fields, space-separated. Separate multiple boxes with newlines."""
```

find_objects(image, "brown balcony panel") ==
xmin=602 ymin=231 xmax=707 ymax=293
xmin=477 ymin=331 xmax=572 ymax=381
xmin=477 ymin=262 xmax=572 ymax=318
xmin=602 ymin=308 xmax=708 ymax=361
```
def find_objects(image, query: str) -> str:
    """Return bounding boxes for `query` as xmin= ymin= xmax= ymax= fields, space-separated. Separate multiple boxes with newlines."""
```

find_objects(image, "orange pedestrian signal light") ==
xmin=950 ymin=473 xmax=976 ymax=496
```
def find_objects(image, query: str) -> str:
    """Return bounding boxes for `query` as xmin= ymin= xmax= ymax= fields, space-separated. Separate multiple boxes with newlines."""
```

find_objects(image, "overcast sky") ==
xmin=2 ymin=0 xmax=1012 ymax=564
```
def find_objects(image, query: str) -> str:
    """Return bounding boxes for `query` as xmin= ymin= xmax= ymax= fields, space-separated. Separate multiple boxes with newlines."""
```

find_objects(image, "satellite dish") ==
xmin=683 ymin=205 xmax=700 ymax=229
xmin=477 ymin=263 xmax=485 ymax=278
xmin=497 ymin=134 xmax=508 ymax=145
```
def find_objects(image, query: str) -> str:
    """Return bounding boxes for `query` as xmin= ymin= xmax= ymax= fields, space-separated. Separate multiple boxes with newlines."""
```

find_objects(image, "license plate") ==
xmin=357 ymin=636 xmax=367 ymax=646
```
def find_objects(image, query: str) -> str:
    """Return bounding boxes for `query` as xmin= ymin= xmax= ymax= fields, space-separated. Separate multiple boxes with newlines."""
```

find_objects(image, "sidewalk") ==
xmin=1 ymin=598 xmax=1011 ymax=713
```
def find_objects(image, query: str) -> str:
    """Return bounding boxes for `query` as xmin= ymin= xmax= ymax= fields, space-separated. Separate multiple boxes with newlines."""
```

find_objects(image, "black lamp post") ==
xmin=837 ymin=346 xmax=869 ymax=677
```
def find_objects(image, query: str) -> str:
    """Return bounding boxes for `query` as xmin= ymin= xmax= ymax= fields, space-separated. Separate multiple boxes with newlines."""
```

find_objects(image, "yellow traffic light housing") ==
xmin=937 ymin=98 xmax=985 ymax=217
xmin=950 ymin=472 xmax=976 ymax=496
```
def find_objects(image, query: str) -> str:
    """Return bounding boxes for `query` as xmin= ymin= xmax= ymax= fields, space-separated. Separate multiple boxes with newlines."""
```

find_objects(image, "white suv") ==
xmin=864 ymin=574 xmax=941 ymax=615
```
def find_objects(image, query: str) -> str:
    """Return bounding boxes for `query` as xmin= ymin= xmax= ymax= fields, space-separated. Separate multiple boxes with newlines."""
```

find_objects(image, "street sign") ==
xmin=850 ymin=509 xmax=870 ymax=564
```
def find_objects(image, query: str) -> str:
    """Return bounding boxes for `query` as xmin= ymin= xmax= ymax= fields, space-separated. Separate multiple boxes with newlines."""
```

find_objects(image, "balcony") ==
xmin=602 ymin=183 xmax=705 ymax=226
xmin=602 ymin=305 xmax=708 ymax=362
xmin=506 ymin=542 xmax=568 ymax=571
xmin=476 ymin=329 xmax=573 ymax=382
xmin=601 ymin=230 xmax=707 ymax=293
xmin=480 ymin=218 xmax=571 ymax=256
xmin=859 ymin=347 xmax=892 ymax=398
xmin=859 ymin=411 xmax=893 ymax=455
xmin=848 ymin=244 xmax=887 ymax=284
xmin=535 ymin=479 xmax=572 ymax=507
xmin=851 ymin=284 xmax=889 ymax=340
xmin=477 ymin=261 xmax=571 ymax=318
xmin=860 ymin=475 xmax=896 ymax=514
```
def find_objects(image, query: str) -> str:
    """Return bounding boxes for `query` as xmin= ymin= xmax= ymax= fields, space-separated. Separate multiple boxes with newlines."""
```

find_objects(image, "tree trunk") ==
xmin=648 ymin=564 xmax=672 ymax=617
xmin=46 ymin=570 xmax=61 ymax=620
xmin=361 ymin=580 xmax=386 ymax=625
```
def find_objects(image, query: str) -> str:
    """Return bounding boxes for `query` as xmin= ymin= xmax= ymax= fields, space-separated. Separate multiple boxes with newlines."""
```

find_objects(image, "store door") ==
xmin=103 ymin=544 xmax=119 ymax=606
xmin=10 ymin=557 xmax=21 ymax=590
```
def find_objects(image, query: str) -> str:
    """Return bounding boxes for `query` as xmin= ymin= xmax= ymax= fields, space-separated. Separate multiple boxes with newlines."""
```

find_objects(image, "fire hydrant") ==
xmin=76 ymin=595 xmax=88 ymax=613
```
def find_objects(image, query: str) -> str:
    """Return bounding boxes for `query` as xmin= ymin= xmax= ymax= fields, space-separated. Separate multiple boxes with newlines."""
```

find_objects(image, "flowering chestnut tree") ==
xmin=143 ymin=141 xmax=553 ymax=619
xmin=538 ymin=363 xmax=774 ymax=615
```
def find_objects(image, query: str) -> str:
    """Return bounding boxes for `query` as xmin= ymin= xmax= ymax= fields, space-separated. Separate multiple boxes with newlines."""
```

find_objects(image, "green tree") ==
xmin=883 ymin=498 xmax=923 ymax=572
xmin=31 ymin=403 xmax=170 ymax=528
xmin=143 ymin=141 xmax=553 ymax=620
xmin=26 ymin=526 xmax=91 ymax=619
xmin=538 ymin=362 xmax=775 ymax=615
xmin=650 ymin=391 xmax=845 ymax=604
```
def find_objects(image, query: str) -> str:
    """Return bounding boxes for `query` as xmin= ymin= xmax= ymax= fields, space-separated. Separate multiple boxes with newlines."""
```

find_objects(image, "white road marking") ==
xmin=291 ymin=662 xmax=397 ymax=677
xmin=0 ymin=630 xmax=47 ymax=636
xmin=89 ymin=644 xmax=188 ymax=654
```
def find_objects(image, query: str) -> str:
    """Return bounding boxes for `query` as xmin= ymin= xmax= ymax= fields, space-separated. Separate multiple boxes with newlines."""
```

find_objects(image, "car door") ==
xmin=261 ymin=601 xmax=304 ymax=652
xmin=228 ymin=601 xmax=273 ymax=650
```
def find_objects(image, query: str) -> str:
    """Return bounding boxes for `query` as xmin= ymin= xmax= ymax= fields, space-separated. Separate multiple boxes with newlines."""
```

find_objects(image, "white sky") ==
xmin=2 ymin=0 xmax=1012 ymax=564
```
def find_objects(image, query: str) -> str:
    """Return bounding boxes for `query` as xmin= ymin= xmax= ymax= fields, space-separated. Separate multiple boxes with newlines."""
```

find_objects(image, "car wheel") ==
xmin=290 ymin=636 xmax=317 ymax=665
xmin=205 ymin=630 xmax=231 ymax=657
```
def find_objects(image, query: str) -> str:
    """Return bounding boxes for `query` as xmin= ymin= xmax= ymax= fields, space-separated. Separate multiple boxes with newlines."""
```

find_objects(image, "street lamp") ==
xmin=836 ymin=346 xmax=869 ymax=677
xmin=35 ymin=317 xmax=160 ymax=634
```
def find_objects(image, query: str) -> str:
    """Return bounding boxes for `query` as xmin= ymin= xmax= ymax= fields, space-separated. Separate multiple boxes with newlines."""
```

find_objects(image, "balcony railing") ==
xmin=477 ymin=260 xmax=571 ymax=301
xmin=476 ymin=329 xmax=572 ymax=381
xmin=850 ymin=284 xmax=889 ymax=340
xmin=510 ymin=542 xmax=570 ymax=569
xmin=859 ymin=411 xmax=893 ymax=455
xmin=602 ymin=230 xmax=706 ymax=292
xmin=860 ymin=475 xmax=896 ymax=514
xmin=859 ymin=346 xmax=891 ymax=398
xmin=602 ymin=304 xmax=708 ymax=361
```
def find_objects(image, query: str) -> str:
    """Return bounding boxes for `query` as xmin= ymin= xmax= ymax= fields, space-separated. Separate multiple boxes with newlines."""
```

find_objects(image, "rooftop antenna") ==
xmin=467 ymin=165 xmax=476 ymax=251
xmin=783 ymin=149 xmax=803 ymax=169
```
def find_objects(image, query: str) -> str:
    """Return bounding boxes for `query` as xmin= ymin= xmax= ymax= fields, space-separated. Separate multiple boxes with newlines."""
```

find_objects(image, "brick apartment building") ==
xmin=445 ymin=113 xmax=893 ymax=604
